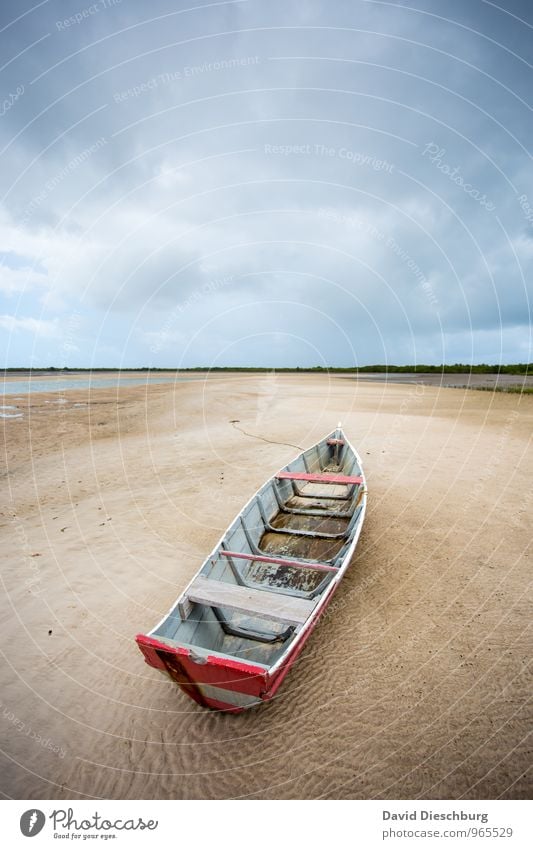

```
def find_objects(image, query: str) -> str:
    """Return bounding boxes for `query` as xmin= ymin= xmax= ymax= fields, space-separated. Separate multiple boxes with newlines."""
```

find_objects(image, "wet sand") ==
xmin=339 ymin=372 xmax=533 ymax=389
xmin=1 ymin=374 xmax=531 ymax=799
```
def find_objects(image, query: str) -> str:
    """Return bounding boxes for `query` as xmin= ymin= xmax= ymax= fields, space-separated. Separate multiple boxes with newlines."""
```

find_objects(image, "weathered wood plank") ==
xmin=185 ymin=576 xmax=316 ymax=626
xmin=277 ymin=471 xmax=362 ymax=485
xmin=177 ymin=597 xmax=193 ymax=619
xmin=220 ymin=550 xmax=337 ymax=572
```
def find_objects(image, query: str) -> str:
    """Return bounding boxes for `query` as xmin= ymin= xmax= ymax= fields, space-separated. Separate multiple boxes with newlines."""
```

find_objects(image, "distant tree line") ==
xmin=3 ymin=363 xmax=531 ymax=375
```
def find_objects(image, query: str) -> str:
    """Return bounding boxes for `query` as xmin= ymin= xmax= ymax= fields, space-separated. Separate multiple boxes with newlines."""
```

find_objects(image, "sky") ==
xmin=0 ymin=0 xmax=531 ymax=368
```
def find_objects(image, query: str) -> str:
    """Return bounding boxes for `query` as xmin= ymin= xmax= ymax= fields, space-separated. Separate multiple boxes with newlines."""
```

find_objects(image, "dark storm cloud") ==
xmin=0 ymin=0 xmax=531 ymax=366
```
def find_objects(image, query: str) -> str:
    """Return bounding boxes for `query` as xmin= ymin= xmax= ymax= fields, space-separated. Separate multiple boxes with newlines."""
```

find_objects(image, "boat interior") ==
xmin=151 ymin=432 xmax=365 ymax=667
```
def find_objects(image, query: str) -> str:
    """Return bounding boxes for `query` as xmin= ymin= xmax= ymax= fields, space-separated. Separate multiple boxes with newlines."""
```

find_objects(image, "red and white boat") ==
xmin=136 ymin=426 xmax=367 ymax=713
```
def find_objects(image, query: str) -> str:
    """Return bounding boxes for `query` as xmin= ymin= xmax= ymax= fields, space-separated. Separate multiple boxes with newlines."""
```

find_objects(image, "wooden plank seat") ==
xmin=279 ymin=504 xmax=355 ymax=519
xmin=221 ymin=550 xmax=337 ymax=572
xmin=271 ymin=477 xmax=356 ymax=518
xmin=327 ymin=438 xmax=345 ymax=445
xmin=185 ymin=575 xmax=316 ymax=627
xmin=255 ymin=496 xmax=348 ymax=540
xmin=276 ymin=471 xmax=363 ymax=485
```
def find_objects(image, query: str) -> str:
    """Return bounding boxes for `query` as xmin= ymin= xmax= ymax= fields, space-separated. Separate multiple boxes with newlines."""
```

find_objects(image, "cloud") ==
xmin=0 ymin=256 xmax=47 ymax=296
xmin=0 ymin=0 xmax=531 ymax=366
xmin=0 ymin=314 xmax=59 ymax=337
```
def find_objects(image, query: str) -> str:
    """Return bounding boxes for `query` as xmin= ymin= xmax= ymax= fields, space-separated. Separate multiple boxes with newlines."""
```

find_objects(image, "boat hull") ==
xmin=136 ymin=634 xmax=269 ymax=712
xmin=136 ymin=577 xmax=340 ymax=713
xmin=136 ymin=427 xmax=366 ymax=712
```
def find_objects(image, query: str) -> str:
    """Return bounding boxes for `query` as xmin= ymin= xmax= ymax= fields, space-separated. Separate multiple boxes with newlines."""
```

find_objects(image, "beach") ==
xmin=1 ymin=373 xmax=531 ymax=800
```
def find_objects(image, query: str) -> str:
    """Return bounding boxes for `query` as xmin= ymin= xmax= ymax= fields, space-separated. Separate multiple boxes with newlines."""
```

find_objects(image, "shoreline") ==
xmin=2 ymin=369 xmax=532 ymax=396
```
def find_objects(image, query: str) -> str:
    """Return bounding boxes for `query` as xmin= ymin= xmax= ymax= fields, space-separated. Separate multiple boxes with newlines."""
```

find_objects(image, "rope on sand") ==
xmin=229 ymin=420 xmax=304 ymax=451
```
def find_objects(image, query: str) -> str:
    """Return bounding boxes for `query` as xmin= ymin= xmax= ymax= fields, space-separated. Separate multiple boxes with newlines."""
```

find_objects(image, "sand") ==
xmin=1 ymin=373 xmax=531 ymax=800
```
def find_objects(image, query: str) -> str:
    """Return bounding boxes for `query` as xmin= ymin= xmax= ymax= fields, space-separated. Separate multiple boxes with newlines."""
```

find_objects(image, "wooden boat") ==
xmin=136 ymin=425 xmax=367 ymax=712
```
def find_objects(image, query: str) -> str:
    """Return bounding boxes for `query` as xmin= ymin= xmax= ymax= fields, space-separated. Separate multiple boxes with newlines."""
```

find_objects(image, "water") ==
xmin=1 ymin=375 xmax=201 ymax=396
xmin=0 ymin=404 xmax=23 ymax=418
